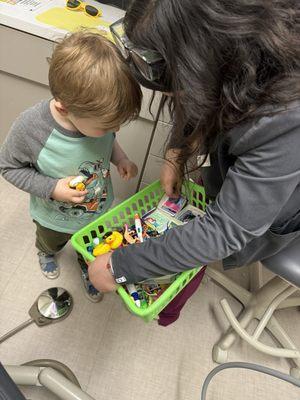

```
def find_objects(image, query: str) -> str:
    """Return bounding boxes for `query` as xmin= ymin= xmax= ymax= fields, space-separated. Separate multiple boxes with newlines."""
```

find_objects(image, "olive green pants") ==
xmin=33 ymin=220 xmax=85 ymax=265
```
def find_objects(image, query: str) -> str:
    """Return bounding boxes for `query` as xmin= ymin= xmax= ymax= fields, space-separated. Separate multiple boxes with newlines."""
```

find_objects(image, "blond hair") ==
xmin=48 ymin=30 xmax=142 ymax=128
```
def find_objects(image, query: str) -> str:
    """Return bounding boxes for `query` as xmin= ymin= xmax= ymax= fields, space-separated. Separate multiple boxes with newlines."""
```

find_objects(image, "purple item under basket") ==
xmin=158 ymin=267 xmax=206 ymax=326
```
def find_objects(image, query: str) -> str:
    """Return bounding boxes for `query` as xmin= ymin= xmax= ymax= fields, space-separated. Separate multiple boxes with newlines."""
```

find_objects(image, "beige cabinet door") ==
xmin=140 ymin=120 xmax=172 ymax=185
xmin=0 ymin=72 xmax=51 ymax=144
xmin=111 ymin=117 xmax=155 ymax=202
xmin=0 ymin=25 xmax=53 ymax=143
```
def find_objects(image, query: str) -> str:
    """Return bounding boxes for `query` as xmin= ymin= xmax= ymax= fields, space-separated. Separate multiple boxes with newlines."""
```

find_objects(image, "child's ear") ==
xmin=54 ymin=100 xmax=68 ymax=116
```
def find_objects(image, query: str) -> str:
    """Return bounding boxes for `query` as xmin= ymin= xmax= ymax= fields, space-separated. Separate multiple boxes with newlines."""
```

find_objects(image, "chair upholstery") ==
xmin=262 ymin=238 xmax=300 ymax=288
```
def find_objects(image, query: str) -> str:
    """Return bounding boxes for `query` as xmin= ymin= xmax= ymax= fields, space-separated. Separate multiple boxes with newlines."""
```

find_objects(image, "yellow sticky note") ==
xmin=36 ymin=7 xmax=113 ymax=41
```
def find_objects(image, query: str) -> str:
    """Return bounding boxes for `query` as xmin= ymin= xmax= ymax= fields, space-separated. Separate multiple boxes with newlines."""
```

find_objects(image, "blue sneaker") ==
xmin=78 ymin=260 xmax=103 ymax=303
xmin=38 ymin=252 xmax=60 ymax=279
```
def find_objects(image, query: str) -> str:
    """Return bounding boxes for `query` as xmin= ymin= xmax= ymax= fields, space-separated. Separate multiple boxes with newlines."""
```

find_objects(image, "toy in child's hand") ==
xmin=92 ymin=231 xmax=123 ymax=256
xmin=68 ymin=175 xmax=86 ymax=191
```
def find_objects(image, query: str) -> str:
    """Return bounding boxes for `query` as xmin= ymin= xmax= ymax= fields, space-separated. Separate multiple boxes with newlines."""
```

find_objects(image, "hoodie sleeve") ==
xmin=0 ymin=115 xmax=58 ymax=199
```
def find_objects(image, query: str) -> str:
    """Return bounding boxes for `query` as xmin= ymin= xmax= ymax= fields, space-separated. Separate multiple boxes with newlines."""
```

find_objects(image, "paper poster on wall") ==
xmin=0 ymin=0 xmax=53 ymax=11
xmin=36 ymin=7 xmax=113 ymax=41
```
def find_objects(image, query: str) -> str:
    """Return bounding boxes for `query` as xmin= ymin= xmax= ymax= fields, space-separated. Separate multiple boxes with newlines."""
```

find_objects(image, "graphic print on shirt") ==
xmin=30 ymin=121 xmax=114 ymax=233
xmin=53 ymin=159 xmax=110 ymax=221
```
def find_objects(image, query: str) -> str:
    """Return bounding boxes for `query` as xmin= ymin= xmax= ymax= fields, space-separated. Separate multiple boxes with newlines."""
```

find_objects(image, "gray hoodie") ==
xmin=111 ymin=101 xmax=300 ymax=284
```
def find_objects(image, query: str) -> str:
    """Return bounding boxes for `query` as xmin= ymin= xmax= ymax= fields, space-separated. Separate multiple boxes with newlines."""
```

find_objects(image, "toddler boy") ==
xmin=0 ymin=31 xmax=142 ymax=302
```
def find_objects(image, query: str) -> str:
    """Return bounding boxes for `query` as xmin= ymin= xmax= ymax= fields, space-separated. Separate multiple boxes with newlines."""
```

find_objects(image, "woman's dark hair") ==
xmin=124 ymin=0 xmax=300 ymax=167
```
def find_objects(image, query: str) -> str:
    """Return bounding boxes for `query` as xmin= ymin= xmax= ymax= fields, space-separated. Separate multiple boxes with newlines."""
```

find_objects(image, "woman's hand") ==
xmin=117 ymin=158 xmax=138 ymax=180
xmin=88 ymin=252 xmax=117 ymax=292
xmin=160 ymin=148 xmax=183 ymax=197
xmin=51 ymin=177 xmax=88 ymax=203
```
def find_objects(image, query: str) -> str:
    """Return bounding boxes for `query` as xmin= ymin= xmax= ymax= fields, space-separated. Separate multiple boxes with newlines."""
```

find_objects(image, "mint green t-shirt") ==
xmin=31 ymin=127 xmax=114 ymax=233
xmin=0 ymin=100 xmax=115 ymax=233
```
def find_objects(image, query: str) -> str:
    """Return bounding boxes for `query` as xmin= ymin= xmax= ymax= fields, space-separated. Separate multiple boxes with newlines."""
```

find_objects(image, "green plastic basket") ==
xmin=71 ymin=180 xmax=206 ymax=322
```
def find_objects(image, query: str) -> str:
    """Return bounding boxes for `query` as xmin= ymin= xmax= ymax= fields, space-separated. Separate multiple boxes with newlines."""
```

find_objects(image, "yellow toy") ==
xmin=92 ymin=231 xmax=123 ymax=256
xmin=105 ymin=231 xmax=123 ymax=249
xmin=93 ymin=243 xmax=111 ymax=256
xmin=66 ymin=0 xmax=102 ymax=17
xmin=69 ymin=176 xmax=86 ymax=191
xmin=75 ymin=182 xmax=86 ymax=191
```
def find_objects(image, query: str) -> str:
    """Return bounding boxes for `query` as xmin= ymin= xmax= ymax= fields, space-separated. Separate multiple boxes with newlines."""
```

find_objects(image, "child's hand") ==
xmin=51 ymin=176 xmax=88 ymax=203
xmin=88 ymin=253 xmax=117 ymax=292
xmin=117 ymin=158 xmax=138 ymax=180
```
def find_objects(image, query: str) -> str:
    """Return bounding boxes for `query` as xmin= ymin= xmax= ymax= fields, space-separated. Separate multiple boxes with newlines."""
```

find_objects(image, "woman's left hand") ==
xmin=117 ymin=158 xmax=138 ymax=180
xmin=88 ymin=252 xmax=117 ymax=292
